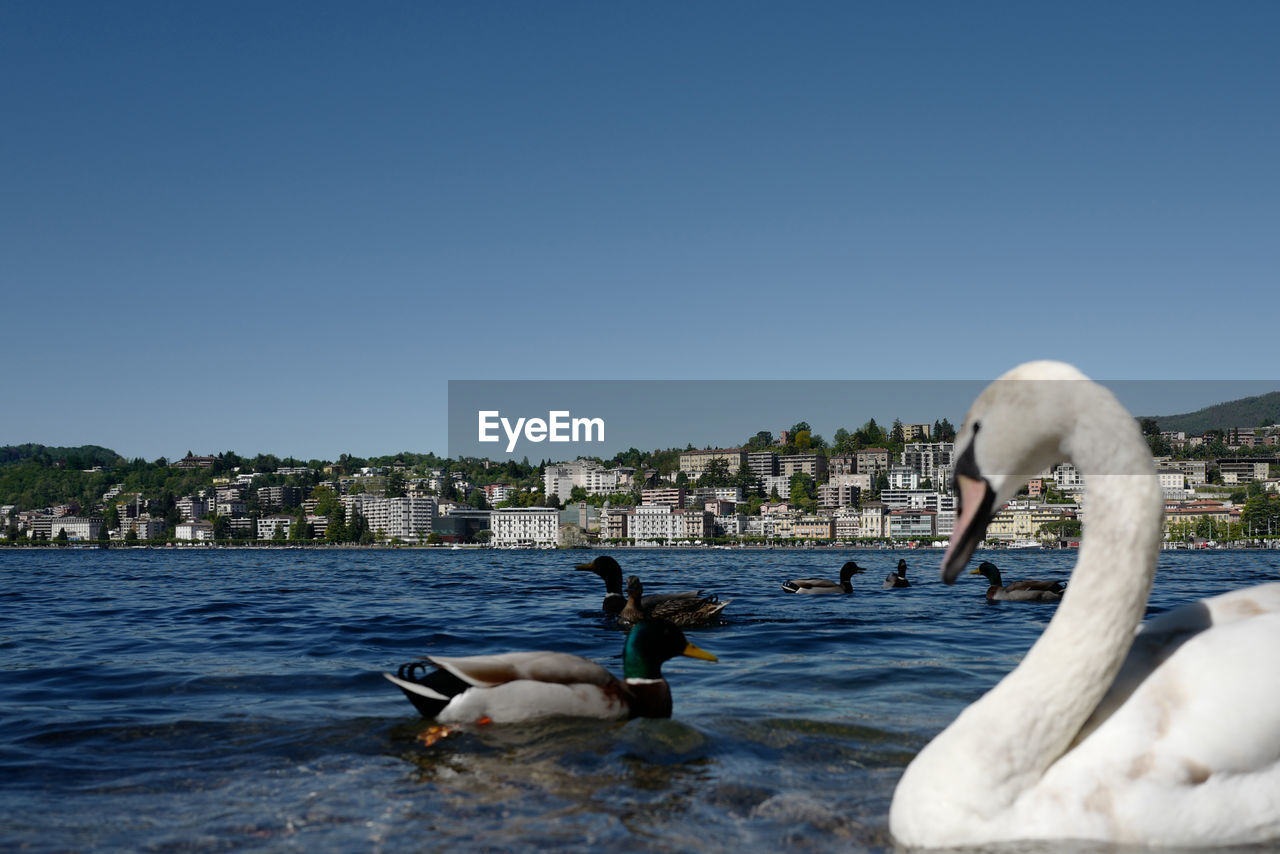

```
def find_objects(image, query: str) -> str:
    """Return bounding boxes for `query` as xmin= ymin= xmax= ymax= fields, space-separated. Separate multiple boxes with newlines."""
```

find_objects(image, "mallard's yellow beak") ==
xmin=969 ymin=567 xmax=983 ymax=575
xmin=682 ymin=642 xmax=718 ymax=662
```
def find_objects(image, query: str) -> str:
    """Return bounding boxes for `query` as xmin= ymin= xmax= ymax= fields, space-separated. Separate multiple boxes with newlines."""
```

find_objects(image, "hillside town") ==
xmin=4 ymin=420 xmax=1279 ymax=550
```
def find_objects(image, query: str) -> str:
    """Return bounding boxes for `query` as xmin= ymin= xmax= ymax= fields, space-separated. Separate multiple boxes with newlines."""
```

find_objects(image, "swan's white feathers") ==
xmin=427 ymin=651 xmax=616 ymax=688
xmin=889 ymin=361 xmax=1280 ymax=848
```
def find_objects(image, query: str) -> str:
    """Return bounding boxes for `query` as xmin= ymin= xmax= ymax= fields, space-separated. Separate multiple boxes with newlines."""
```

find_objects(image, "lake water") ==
xmin=2 ymin=547 xmax=1277 ymax=852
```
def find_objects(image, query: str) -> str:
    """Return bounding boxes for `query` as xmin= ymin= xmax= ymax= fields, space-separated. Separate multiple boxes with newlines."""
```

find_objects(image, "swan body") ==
xmin=384 ymin=620 xmax=717 ymax=724
xmin=883 ymin=559 xmax=911 ymax=589
xmin=576 ymin=555 xmax=727 ymax=626
xmin=971 ymin=560 xmax=1063 ymax=602
xmin=782 ymin=561 xmax=863 ymax=594
xmin=889 ymin=361 xmax=1280 ymax=848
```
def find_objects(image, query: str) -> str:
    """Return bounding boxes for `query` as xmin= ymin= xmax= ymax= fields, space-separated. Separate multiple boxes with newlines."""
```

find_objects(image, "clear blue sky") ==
xmin=3 ymin=2 xmax=1277 ymax=461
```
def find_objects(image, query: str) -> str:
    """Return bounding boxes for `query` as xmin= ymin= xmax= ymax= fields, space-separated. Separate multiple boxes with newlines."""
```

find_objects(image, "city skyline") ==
xmin=5 ymin=3 xmax=1279 ymax=461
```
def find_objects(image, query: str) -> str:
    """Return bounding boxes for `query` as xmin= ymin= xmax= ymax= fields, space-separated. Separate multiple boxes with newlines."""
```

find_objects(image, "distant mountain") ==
xmin=1153 ymin=391 xmax=1280 ymax=434
xmin=0 ymin=444 xmax=125 ymax=468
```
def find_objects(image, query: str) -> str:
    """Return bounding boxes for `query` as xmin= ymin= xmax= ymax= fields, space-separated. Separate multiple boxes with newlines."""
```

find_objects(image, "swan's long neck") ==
xmin=910 ymin=392 xmax=1164 ymax=816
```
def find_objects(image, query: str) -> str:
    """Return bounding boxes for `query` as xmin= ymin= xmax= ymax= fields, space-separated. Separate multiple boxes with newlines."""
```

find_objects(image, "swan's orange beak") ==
xmin=942 ymin=474 xmax=995 ymax=583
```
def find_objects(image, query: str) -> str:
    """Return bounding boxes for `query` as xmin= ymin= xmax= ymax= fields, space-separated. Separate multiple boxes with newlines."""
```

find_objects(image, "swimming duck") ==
xmin=781 ymin=561 xmax=863 ymax=594
xmin=575 ymin=555 xmax=727 ymax=624
xmin=889 ymin=361 xmax=1280 ymax=848
xmin=883 ymin=559 xmax=911 ymax=589
xmin=619 ymin=574 xmax=727 ymax=628
xmin=970 ymin=560 xmax=1063 ymax=602
xmin=384 ymin=620 xmax=717 ymax=723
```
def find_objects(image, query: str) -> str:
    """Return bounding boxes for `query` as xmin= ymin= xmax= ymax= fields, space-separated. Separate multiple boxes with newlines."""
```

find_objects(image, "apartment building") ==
xmin=747 ymin=451 xmax=779 ymax=479
xmin=902 ymin=423 xmax=931 ymax=442
xmin=889 ymin=509 xmax=936 ymax=539
xmin=857 ymin=448 xmax=892 ymax=478
xmin=258 ymin=485 xmax=304 ymax=509
xmin=780 ymin=454 xmax=828 ymax=479
xmin=1219 ymin=458 xmax=1272 ymax=485
xmin=490 ymin=507 xmax=558 ymax=547
xmin=49 ymin=517 xmax=103 ymax=540
xmin=640 ymin=487 xmax=686 ymax=507
xmin=176 ymin=495 xmax=208 ymax=521
xmin=827 ymin=455 xmax=856 ymax=477
xmin=361 ymin=496 xmax=438 ymax=541
xmin=793 ymin=516 xmax=835 ymax=540
xmin=902 ymin=442 xmax=954 ymax=484
xmin=678 ymin=449 xmax=747 ymax=477
xmin=176 ymin=521 xmax=215 ymax=541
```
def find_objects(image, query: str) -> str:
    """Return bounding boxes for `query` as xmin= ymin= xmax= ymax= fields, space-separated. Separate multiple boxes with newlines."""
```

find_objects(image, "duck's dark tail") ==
xmin=383 ymin=661 xmax=470 ymax=718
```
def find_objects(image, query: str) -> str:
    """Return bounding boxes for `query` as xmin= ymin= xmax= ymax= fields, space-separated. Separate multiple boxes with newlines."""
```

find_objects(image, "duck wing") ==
xmin=1005 ymin=578 xmax=1066 ymax=594
xmin=640 ymin=591 xmax=708 ymax=608
xmin=647 ymin=595 xmax=730 ymax=627
xmin=782 ymin=578 xmax=839 ymax=593
xmin=428 ymin=651 xmax=616 ymax=687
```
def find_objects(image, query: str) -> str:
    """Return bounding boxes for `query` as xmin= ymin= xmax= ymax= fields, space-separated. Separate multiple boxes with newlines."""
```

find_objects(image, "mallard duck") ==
xmin=889 ymin=361 xmax=1280 ymax=848
xmin=883 ymin=558 xmax=911 ymax=589
xmin=619 ymin=574 xmax=727 ymax=628
xmin=383 ymin=620 xmax=717 ymax=723
xmin=575 ymin=555 xmax=727 ymax=624
xmin=970 ymin=560 xmax=1063 ymax=602
xmin=781 ymin=560 xmax=863 ymax=594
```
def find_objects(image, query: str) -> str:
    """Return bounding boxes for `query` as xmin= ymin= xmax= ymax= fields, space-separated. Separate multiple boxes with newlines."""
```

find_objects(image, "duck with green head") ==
xmin=971 ymin=560 xmax=1065 ymax=602
xmin=576 ymin=555 xmax=728 ymax=626
xmin=781 ymin=560 xmax=863 ymax=594
xmin=883 ymin=559 xmax=911 ymax=589
xmin=384 ymin=620 xmax=717 ymax=723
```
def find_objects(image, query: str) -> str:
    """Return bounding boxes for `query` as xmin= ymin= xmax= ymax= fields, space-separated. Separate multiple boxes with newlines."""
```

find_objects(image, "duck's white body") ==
xmin=889 ymin=362 xmax=1280 ymax=848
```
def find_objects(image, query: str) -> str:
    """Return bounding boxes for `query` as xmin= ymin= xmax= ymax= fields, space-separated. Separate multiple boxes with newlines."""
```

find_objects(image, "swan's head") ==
xmin=942 ymin=361 xmax=1099 ymax=581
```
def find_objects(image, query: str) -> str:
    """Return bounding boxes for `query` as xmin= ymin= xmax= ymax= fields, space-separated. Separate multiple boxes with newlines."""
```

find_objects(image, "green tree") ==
xmin=385 ymin=470 xmax=407 ymax=498
xmin=272 ymin=522 xmax=286 ymax=542
xmin=54 ymin=527 xmax=69 ymax=545
xmin=426 ymin=532 xmax=443 ymax=545
xmin=289 ymin=510 xmax=307 ymax=541
xmin=698 ymin=458 xmax=732 ymax=488
xmin=212 ymin=515 xmax=230 ymax=540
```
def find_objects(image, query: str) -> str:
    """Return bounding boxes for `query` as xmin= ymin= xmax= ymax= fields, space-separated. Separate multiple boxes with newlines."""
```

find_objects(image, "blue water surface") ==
xmin=1 ymin=547 xmax=1277 ymax=852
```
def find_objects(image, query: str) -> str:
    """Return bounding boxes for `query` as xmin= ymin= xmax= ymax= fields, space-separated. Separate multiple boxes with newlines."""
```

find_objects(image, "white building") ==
xmin=902 ymin=442 xmax=954 ymax=484
xmin=543 ymin=460 xmax=626 ymax=501
xmin=49 ymin=517 xmax=103 ymax=541
xmin=1157 ymin=469 xmax=1188 ymax=501
xmin=360 ymin=496 xmax=437 ymax=542
xmin=887 ymin=465 xmax=920 ymax=490
xmin=630 ymin=505 xmax=679 ymax=544
xmin=257 ymin=514 xmax=294 ymax=539
xmin=176 ymin=521 xmax=215 ymax=541
xmin=176 ymin=495 xmax=208 ymax=521
xmin=834 ymin=510 xmax=861 ymax=540
xmin=491 ymin=507 xmax=559 ymax=547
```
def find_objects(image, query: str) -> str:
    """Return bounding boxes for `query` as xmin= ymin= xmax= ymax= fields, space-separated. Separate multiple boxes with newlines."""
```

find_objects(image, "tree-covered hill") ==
xmin=1153 ymin=391 xmax=1280 ymax=434
xmin=0 ymin=444 xmax=125 ymax=469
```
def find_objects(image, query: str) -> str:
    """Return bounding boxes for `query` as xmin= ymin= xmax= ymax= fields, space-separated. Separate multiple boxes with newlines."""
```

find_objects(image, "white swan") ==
xmin=889 ymin=361 xmax=1280 ymax=848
